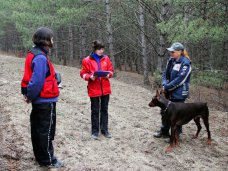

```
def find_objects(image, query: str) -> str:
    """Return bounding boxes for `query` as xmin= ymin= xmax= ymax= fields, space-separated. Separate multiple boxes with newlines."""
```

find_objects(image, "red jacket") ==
xmin=80 ymin=55 xmax=114 ymax=97
xmin=21 ymin=48 xmax=59 ymax=98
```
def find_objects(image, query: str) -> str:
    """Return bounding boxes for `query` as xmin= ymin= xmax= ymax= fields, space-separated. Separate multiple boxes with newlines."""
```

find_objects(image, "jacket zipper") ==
xmin=98 ymin=59 xmax=104 ymax=96
xmin=91 ymin=56 xmax=104 ymax=96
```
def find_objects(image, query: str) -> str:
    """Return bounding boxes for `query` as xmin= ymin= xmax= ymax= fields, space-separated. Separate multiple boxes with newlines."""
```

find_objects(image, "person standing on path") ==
xmin=21 ymin=27 xmax=63 ymax=168
xmin=80 ymin=40 xmax=114 ymax=140
xmin=153 ymin=42 xmax=192 ymax=141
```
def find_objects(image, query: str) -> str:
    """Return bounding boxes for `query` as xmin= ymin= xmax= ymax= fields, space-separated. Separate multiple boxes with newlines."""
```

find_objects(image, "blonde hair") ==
xmin=181 ymin=49 xmax=190 ymax=59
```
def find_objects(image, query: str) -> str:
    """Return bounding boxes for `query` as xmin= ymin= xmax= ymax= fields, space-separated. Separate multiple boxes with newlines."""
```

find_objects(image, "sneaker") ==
xmin=38 ymin=157 xmax=64 ymax=168
xmin=101 ymin=131 xmax=112 ymax=138
xmin=91 ymin=133 xmax=99 ymax=140
xmin=153 ymin=130 xmax=170 ymax=138
xmin=51 ymin=159 xmax=64 ymax=168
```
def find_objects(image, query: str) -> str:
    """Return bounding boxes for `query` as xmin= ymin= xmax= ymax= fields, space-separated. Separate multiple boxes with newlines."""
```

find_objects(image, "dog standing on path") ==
xmin=149 ymin=90 xmax=212 ymax=152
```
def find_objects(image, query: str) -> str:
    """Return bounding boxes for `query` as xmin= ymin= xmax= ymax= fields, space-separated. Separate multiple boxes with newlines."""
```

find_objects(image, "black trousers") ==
xmin=30 ymin=102 xmax=56 ymax=166
xmin=90 ymin=95 xmax=109 ymax=134
xmin=161 ymin=99 xmax=185 ymax=134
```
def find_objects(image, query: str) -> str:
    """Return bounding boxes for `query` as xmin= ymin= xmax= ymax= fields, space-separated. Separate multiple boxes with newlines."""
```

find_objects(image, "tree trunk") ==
xmin=183 ymin=5 xmax=190 ymax=51
xmin=68 ymin=26 xmax=74 ymax=66
xmin=139 ymin=0 xmax=149 ymax=85
xmin=201 ymin=1 xmax=210 ymax=70
xmin=105 ymin=0 xmax=115 ymax=71
xmin=224 ymin=4 xmax=228 ymax=70
xmin=54 ymin=33 xmax=58 ymax=62
xmin=61 ymin=27 xmax=67 ymax=66
xmin=79 ymin=23 xmax=86 ymax=65
xmin=158 ymin=2 xmax=169 ymax=72
xmin=158 ymin=34 xmax=165 ymax=72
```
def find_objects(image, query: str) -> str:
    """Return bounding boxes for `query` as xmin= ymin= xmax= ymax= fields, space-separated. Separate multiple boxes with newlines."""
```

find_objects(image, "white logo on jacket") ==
xmin=173 ymin=64 xmax=181 ymax=71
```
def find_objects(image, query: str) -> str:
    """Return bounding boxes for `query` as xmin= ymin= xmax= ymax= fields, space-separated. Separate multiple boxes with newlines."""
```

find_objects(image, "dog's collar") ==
xmin=164 ymin=101 xmax=171 ymax=112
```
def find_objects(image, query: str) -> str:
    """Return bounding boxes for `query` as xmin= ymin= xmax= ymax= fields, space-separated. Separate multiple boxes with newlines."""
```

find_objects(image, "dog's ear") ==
xmin=161 ymin=89 xmax=165 ymax=95
xmin=156 ymin=89 xmax=161 ymax=97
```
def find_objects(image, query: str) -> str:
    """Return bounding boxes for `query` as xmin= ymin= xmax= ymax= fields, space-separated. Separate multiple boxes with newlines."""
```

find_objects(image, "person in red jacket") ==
xmin=21 ymin=27 xmax=63 ymax=168
xmin=80 ymin=40 xmax=114 ymax=140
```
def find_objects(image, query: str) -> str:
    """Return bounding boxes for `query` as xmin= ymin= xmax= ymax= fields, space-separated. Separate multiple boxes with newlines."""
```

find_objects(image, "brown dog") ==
xmin=149 ymin=90 xmax=211 ymax=152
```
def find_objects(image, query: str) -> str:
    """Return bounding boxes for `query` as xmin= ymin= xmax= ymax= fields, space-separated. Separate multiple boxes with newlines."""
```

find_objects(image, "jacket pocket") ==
xmin=40 ymin=80 xmax=59 ymax=98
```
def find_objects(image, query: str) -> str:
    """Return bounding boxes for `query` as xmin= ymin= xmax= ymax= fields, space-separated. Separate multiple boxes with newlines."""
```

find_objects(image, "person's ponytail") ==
xmin=182 ymin=49 xmax=190 ymax=59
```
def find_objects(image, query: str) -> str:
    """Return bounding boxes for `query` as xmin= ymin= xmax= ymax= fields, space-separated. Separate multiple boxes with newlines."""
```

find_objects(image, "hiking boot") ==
xmin=153 ymin=130 xmax=170 ymax=138
xmin=101 ymin=131 xmax=112 ymax=138
xmin=91 ymin=133 xmax=99 ymax=140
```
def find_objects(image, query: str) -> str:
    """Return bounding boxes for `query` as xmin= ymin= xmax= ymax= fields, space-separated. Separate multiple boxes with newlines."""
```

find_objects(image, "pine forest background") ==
xmin=0 ymin=0 xmax=227 ymax=90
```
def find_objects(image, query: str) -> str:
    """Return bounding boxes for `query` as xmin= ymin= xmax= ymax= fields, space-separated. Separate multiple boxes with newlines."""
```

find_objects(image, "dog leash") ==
xmin=164 ymin=101 xmax=171 ymax=112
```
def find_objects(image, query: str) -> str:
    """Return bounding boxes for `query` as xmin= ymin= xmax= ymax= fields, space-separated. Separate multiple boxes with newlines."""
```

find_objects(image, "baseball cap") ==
xmin=167 ymin=42 xmax=184 ymax=51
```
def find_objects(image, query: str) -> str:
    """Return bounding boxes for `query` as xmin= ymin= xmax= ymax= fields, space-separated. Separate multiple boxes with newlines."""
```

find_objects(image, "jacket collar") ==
xmin=90 ymin=52 xmax=104 ymax=59
xmin=34 ymin=46 xmax=49 ymax=55
xmin=175 ymin=56 xmax=184 ymax=63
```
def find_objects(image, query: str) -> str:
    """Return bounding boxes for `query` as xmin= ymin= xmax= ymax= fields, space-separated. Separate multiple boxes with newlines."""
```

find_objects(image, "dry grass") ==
xmin=0 ymin=55 xmax=227 ymax=171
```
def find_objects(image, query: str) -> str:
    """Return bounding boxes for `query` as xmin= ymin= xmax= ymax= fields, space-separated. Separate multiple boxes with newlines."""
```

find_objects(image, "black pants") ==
xmin=30 ymin=103 xmax=56 ymax=166
xmin=90 ymin=95 xmax=109 ymax=134
xmin=161 ymin=99 xmax=185 ymax=134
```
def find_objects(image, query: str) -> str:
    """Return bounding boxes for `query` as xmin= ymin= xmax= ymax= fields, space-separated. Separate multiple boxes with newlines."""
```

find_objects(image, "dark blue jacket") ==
xmin=162 ymin=56 xmax=191 ymax=100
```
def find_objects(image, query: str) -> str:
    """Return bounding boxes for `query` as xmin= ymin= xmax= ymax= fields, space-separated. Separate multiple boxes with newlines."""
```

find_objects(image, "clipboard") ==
xmin=94 ymin=71 xmax=110 ymax=77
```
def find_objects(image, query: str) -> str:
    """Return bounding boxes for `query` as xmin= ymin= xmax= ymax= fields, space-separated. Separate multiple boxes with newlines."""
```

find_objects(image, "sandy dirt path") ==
xmin=0 ymin=55 xmax=227 ymax=171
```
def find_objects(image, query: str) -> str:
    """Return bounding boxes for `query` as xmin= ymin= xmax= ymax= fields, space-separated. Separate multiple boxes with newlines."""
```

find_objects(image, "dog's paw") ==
xmin=165 ymin=145 xmax=173 ymax=153
xmin=192 ymin=135 xmax=198 ymax=139
xmin=207 ymin=139 xmax=212 ymax=145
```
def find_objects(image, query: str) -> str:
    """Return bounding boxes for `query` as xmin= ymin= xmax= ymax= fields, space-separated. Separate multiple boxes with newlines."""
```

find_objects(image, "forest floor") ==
xmin=0 ymin=54 xmax=227 ymax=171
